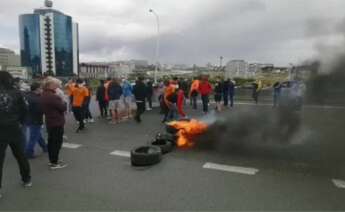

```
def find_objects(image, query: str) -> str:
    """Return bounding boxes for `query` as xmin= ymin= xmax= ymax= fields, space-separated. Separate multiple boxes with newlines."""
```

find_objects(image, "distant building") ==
xmin=225 ymin=60 xmax=249 ymax=79
xmin=80 ymin=62 xmax=133 ymax=79
xmin=0 ymin=48 xmax=21 ymax=70
xmin=19 ymin=0 xmax=79 ymax=77
xmin=129 ymin=60 xmax=149 ymax=68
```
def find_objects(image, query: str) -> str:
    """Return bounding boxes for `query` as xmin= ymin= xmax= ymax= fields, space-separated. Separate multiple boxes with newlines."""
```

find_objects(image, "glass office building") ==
xmin=19 ymin=14 xmax=42 ymax=76
xmin=19 ymin=1 xmax=79 ymax=77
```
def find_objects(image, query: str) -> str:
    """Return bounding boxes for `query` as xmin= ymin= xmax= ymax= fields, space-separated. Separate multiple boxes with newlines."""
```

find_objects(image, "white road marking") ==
xmin=203 ymin=162 xmax=259 ymax=175
xmin=332 ymin=179 xmax=345 ymax=189
xmin=110 ymin=150 xmax=131 ymax=158
xmin=62 ymin=142 xmax=82 ymax=149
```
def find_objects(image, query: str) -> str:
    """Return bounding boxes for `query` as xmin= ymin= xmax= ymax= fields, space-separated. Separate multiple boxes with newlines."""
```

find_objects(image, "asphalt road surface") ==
xmin=1 ymin=100 xmax=345 ymax=210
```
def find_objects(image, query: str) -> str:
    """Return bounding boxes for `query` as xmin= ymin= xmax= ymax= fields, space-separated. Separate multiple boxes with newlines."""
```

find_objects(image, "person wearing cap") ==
xmin=25 ymin=82 xmax=48 ymax=158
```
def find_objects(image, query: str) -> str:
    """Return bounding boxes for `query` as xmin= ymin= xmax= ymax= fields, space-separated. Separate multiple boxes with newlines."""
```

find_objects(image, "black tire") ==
xmin=155 ymin=133 xmax=177 ymax=144
xmin=151 ymin=139 xmax=174 ymax=154
xmin=166 ymin=124 xmax=178 ymax=134
xmin=131 ymin=146 xmax=162 ymax=166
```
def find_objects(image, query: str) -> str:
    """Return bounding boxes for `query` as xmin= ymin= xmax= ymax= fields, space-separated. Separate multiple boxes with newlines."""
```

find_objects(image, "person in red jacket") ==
xmin=177 ymin=87 xmax=186 ymax=118
xmin=198 ymin=76 xmax=213 ymax=114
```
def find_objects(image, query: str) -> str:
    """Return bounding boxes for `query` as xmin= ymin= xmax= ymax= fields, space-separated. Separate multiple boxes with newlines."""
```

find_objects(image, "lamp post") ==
xmin=149 ymin=8 xmax=160 ymax=83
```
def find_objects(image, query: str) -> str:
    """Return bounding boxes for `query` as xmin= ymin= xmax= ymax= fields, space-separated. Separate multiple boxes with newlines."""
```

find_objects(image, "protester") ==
xmin=71 ymin=79 xmax=88 ymax=132
xmin=273 ymin=81 xmax=282 ymax=107
xmin=146 ymin=80 xmax=153 ymax=110
xmin=189 ymin=77 xmax=200 ymax=109
xmin=83 ymin=82 xmax=94 ymax=123
xmin=96 ymin=80 xmax=107 ymax=118
xmin=223 ymin=79 xmax=230 ymax=107
xmin=177 ymin=86 xmax=186 ymax=118
xmin=108 ymin=78 xmax=123 ymax=124
xmin=162 ymin=81 xmax=178 ymax=122
xmin=229 ymin=79 xmax=235 ymax=107
xmin=122 ymin=79 xmax=133 ymax=119
xmin=160 ymin=80 xmax=170 ymax=121
xmin=179 ymin=78 xmax=189 ymax=104
xmin=214 ymin=78 xmax=223 ymax=112
xmin=198 ymin=77 xmax=213 ymax=114
xmin=25 ymin=82 xmax=48 ymax=159
xmin=0 ymin=71 xmax=32 ymax=198
xmin=65 ymin=79 xmax=75 ymax=112
xmin=252 ymin=80 xmax=262 ymax=104
xmin=41 ymin=77 xmax=67 ymax=169
xmin=104 ymin=77 xmax=112 ymax=119
xmin=133 ymin=77 xmax=147 ymax=123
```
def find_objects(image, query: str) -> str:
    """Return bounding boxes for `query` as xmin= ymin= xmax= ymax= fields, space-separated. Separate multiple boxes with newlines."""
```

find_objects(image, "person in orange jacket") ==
xmin=198 ymin=76 xmax=213 ymax=114
xmin=189 ymin=77 xmax=200 ymax=110
xmin=71 ymin=79 xmax=88 ymax=132
xmin=177 ymin=87 xmax=186 ymax=118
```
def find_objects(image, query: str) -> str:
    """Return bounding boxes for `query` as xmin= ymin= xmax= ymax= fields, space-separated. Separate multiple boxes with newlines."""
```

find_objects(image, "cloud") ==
xmin=1 ymin=0 xmax=345 ymax=65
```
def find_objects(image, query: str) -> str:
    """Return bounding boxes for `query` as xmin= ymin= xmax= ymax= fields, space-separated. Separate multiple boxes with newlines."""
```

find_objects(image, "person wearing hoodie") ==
xmin=198 ymin=77 xmax=213 ymax=114
xmin=25 ymin=82 xmax=48 ymax=159
xmin=0 ymin=71 xmax=32 ymax=198
xmin=132 ymin=77 xmax=147 ymax=123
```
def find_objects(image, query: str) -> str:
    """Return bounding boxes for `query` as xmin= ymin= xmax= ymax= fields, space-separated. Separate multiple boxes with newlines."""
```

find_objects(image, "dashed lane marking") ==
xmin=332 ymin=179 xmax=345 ymax=189
xmin=203 ymin=162 xmax=259 ymax=175
xmin=62 ymin=142 xmax=82 ymax=149
xmin=109 ymin=150 xmax=131 ymax=158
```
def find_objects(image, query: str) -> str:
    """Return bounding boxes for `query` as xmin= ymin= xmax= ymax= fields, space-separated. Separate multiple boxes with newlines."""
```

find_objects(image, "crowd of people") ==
xmin=0 ymin=68 xmax=305 ymax=198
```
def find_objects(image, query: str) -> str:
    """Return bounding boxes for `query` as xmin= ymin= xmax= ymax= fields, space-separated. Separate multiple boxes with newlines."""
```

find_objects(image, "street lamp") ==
xmin=149 ymin=8 xmax=160 ymax=83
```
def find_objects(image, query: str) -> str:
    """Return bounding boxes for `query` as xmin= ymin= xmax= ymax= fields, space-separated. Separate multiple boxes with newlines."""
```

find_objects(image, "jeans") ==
xmin=135 ymin=101 xmax=146 ymax=122
xmin=147 ymin=95 xmax=152 ymax=109
xmin=229 ymin=92 xmax=234 ymax=107
xmin=201 ymin=95 xmax=209 ymax=113
xmin=191 ymin=95 xmax=197 ymax=109
xmin=0 ymin=135 xmax=31 ymax=188
xmin=98 ymin=100 xmax=107 ymax=117
xmin=223 ymin=93 xmax=228 ymax=106
xmin=73 ymin=107 xmax=85 ymax=130
xmin=84 ymin=102 xmax=92 ymax=119
xmin=47 ymin=127 xmax=64 ymax=164
xmin=26 ymin=125 xmax=47 ymax=157
xmin=164 ymin=104 xmax=177 ymax=122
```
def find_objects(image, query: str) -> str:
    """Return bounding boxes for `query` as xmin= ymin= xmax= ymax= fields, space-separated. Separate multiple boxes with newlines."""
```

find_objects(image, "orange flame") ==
xmin=167 ymin=119 xmax=208 ymax=147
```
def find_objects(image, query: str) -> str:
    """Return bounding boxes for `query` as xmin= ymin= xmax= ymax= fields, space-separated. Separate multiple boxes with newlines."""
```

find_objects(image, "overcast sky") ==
xmin=1 ymin=0 xmax=345 ymax=66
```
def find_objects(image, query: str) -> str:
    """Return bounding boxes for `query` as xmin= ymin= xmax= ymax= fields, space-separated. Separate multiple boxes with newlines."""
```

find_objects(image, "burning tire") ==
xmin=131 ymin=146 xmax=162 ymax=166
xmin=151 ymin=139 xmax=174 ymax=154
xmin=155 ymin=133 xmax=177 ymax=144
xmin=166 ymin=124 xmax=178 ymax=134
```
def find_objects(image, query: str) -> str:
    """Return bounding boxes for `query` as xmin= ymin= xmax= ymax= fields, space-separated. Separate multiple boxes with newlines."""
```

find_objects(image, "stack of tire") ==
xmin=130 ymin=133 xmax=176 ymax=167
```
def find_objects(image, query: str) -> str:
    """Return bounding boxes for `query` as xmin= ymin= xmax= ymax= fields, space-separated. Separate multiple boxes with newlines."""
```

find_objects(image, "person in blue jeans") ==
xmin=25 ymin=82 xmax=47 ymax=158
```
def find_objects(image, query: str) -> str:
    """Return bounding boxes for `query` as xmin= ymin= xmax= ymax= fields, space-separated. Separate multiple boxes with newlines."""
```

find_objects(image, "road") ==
xmin=1 ymin=100 xmax=345 ymax=210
